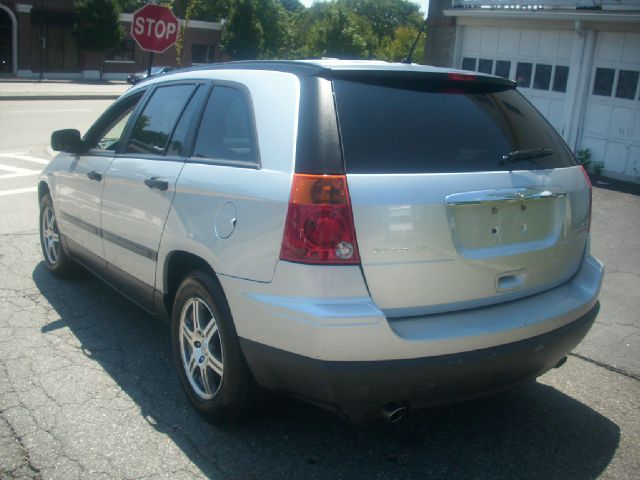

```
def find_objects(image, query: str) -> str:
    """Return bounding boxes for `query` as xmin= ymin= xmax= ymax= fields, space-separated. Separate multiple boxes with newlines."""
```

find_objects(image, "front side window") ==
xmin=126 ymin=84 xmax=196 ymax=155
xmin=84 ymin=93 xmax=143 ymax=152
xmin=192 ymin=86 xmax=258 ymax=164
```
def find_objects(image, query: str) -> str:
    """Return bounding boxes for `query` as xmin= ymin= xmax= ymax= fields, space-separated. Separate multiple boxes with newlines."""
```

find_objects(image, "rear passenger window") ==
xmin=166 ymin=86 xmax=209 ymax=156
xmin=126 ymin=84 xmax=196 ymax=155
xmin=192 ymin=86 xmax=257 ymax=164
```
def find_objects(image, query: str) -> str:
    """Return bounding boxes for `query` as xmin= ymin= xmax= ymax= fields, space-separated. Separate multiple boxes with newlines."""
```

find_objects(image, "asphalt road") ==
xmin=0 ymin=99 xmax=638 ymax=479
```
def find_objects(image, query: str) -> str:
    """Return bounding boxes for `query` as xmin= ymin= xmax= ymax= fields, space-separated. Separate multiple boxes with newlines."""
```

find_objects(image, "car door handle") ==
xmin=87 ymin=170 xmax=102 ymax=181
xmin=144 ymin=177 xmax=169 ymax=191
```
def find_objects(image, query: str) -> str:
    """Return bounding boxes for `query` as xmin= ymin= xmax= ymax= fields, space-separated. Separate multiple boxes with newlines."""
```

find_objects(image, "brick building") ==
xmin=0 ymin=0 xmax=223 ymax=79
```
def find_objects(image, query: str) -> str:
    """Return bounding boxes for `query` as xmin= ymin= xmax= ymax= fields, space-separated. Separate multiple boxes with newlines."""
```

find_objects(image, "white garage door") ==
xmin=581 ymin=32 xmax=640 ymax=182
xmin=459 ymin=26 xmax=574 ymax=137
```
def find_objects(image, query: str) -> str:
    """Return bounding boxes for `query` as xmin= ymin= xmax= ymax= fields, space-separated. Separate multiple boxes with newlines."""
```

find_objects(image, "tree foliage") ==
xmin=73 ymin=0 xmax=124 ymax=53
xmin=115 ymin=0 xmax=428 ymax=64
xmin=376 ymin=25 xmax=425 ymax=63
xmin=304 ymin=3 xmax=375 ymax=59
xmin=221 ymin=0 xmax=288 ymax=60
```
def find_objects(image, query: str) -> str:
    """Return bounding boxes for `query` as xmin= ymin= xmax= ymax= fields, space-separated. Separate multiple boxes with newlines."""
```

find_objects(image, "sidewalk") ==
xmin=0 ymin=79 xmax=130 ymax=100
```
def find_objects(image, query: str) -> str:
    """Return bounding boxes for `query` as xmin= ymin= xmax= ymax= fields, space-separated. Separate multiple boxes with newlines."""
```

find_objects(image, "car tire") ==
xmin=171 ymin=270 xmax=263 ymax=423
xmin=39 ymin=193 xmax=76 ymax=277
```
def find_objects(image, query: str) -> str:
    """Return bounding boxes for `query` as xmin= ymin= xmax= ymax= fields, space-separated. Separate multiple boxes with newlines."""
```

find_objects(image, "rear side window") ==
xmin=126 ymin=84 xmax=196 ymax=155
xmin=333 ymin=78 xmax=575 ymax=174
xmin=192 ymin=85 xmax=257 ymax=164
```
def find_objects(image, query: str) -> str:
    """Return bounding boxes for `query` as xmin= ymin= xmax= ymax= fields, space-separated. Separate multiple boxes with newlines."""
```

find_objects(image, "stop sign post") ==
xmin=131 ymin=4 xmax=180 ymax=76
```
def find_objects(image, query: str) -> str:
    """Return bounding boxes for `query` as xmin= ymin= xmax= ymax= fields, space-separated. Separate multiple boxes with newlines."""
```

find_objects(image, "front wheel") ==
xmin=39 ymin=193 xmax=75 ymax=277
xmin=171 ymin=270 xmax=263 ymax=423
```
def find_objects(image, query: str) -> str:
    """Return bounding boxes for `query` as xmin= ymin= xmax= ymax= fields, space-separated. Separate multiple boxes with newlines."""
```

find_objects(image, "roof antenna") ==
xmin=401 ymin=16 xmax=428 ymax=64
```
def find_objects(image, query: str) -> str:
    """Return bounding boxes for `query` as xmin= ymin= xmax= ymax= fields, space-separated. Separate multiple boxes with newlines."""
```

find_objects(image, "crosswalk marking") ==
xmin=0 ymin=163 xmax=40 ymax=174
xmin=0 ymin=152 xmax=47 ymax=197
xmin=0 ymin=153 xmax=50 ymax=165
xmin=0 ymin=187 xmax=37 ymax=197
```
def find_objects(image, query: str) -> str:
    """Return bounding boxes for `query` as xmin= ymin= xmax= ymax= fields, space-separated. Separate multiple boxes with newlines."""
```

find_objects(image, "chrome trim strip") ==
xmin=445 ymin=187 xmax=567 ymax=206
xmin=59 ymin=211 xmax=157 ymax=261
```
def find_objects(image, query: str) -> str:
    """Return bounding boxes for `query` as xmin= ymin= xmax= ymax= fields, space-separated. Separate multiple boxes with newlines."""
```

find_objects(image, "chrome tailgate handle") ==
xmin=445 ymin=188 xmax=567 ymax=206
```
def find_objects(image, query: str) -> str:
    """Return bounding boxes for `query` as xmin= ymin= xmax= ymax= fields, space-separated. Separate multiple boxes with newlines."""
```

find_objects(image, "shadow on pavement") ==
xmin=592 ymin=176 xmax=640 ymax=197
xmin=33 ymin=262 xmax=620 ymax=480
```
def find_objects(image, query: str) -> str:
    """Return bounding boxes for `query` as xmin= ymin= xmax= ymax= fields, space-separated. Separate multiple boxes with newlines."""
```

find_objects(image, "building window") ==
xmin=108 ymin=39 xmax=135 ymax=62
xmin=533 ymin=64 xmax=552 ymax=90
xmin=552 ymin=66 xmax=569 ymax=93
xmin=461 ymin=57 xmax=476 ymax=72
xmin=615 ymin=70 xmax=639 ymax=100
xmin=494 ymin=60 xmax=511 ymax=79
xmin=478 ymin=58 xmax=493 ymax=75
xmin=593 ymin=68 xmax=615 ymax=97
xmin=191 ymin=44 xmax=215 ymax=64
xmin=516 ymin=62 xmax=533 ymax=88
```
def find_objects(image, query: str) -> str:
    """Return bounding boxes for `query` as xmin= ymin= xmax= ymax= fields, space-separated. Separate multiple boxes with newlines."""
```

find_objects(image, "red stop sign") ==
xmin=131 ymin=4 xmax=180 ymax=54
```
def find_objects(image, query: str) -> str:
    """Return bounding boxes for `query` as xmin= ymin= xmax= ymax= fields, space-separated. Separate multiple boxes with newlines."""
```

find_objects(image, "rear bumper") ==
xmin=240 ymin=302 xmax=599 ymax=421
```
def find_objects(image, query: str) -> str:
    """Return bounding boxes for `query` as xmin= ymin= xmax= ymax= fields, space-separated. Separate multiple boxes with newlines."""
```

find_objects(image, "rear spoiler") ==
xmin=328 ymin=70 xmax=516 ymax=92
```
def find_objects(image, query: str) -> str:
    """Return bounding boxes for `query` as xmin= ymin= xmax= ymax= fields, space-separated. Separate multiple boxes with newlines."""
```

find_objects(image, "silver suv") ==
xmin=40 ymin=60 xmax=603 ymax=423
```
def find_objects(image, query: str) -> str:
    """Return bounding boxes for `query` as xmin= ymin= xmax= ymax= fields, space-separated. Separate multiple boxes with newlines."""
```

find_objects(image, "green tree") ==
xmin=221 ymin=0 xmax=264 ymax=59
xmin=343 ymin=0 xmax=422 ymax=39
xmin=304 ymin=3 xmax=375 ymax=59
xmin=376 ymin=25 xmax=425 ymax=63
xmin=221 ymin=0 xmax=288 ymax=60
xmin=72 ymin=0 xmax=124 ymax=79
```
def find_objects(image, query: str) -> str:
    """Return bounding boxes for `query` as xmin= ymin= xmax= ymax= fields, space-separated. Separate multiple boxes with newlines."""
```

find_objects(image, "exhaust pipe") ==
xmin=381 ymin=403 xmax=407 ymax=423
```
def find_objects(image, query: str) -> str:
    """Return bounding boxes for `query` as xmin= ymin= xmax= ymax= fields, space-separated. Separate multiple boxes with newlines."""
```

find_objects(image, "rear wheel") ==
xmin=39 ymin=193 xmax=75 ymax=277
xmin=171 ymin=270 xmax=262 ymax=423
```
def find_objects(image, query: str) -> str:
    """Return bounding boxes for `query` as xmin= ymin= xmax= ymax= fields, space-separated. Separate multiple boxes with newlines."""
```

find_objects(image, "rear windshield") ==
xmin=333 ymin=78 xmax=575 ymax=174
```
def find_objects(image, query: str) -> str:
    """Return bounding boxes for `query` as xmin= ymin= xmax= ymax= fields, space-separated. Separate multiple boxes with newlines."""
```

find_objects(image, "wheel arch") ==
xmin=38 ymin=181 xmax=50 ymax=203
xmin=161 ymin=250 xmax=225 ymax=321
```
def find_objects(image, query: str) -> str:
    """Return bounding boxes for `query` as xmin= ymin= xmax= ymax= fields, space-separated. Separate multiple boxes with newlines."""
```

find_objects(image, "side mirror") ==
xmin=51 ymin=129 xmax=84 ymax=154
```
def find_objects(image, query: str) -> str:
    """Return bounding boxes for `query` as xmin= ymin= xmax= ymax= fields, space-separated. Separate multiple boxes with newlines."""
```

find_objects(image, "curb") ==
xmin=0 ymin=94 xmax=122 ymax=101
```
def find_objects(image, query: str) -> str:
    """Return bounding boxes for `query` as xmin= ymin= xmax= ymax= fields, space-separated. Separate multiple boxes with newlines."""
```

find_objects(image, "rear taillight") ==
xmin=580 ymin=165 xmax=592 ymax=232
xmin=280 ymin=174 xmax=360 ymax=265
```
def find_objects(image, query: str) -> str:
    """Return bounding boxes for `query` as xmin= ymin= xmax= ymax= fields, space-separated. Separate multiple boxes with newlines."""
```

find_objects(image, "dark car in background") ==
xmin=126 ymin=66 xmax=174 ymax=85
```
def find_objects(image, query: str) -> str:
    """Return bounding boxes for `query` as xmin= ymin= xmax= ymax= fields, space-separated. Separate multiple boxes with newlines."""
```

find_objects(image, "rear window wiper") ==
xmin=500 ymin=148 xmax=554 ymax=166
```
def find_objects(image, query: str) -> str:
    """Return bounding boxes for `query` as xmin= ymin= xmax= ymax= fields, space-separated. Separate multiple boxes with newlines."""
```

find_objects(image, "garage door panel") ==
xmin=584 ymin=103 xmax=611 ymax=136
xmin=538 ymin=31 xmax=559 ymax=59
xmin=622 ymin=33 xmax=640 ymax=65
xmin=634 ymin=110 xmax=640 ymax=142
xmin=604 ymin=142 xmax=629 ymax=174
xmin=558 ymin=32 xmax=574 ymax=61
xmin=610 ymin=106 xmax=636 ymax=139
xmin=481 ymin=28 xmax=499 ymax=54
xmin=463 ymin=27 xmax=481 ymax=53
xmin=628 ymin=147 xmax=640 ymax=178
xmin=597 ymin=32 xmax=625 ymax=62
xmin=519 ymin=31 xmax=538 ymax=57
xmin=498 ymin=29 xmax=518 ymax=55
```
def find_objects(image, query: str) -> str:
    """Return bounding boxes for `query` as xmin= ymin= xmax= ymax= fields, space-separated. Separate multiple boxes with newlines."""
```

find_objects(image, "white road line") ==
xmin=9 ymin=109 xmax=92 ymax=114
xmin=0 ymin=163 xmax=40 ymax=174
xmin=0 ymin=153 xmax=49 ymax=165
xmin=0 ymin=187 xmax=37 ymax=197
xmin=0 ymin=171 xmax=41 ymax=180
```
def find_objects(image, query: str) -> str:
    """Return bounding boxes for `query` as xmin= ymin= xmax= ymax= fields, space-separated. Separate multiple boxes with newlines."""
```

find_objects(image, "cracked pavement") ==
xmin=0 ymin=100 xmax=639 ymax=479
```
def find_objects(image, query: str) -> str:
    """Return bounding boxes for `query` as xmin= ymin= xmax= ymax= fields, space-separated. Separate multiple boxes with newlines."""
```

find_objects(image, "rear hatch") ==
xmin=332 ymin=71 xmax=591 ymax=317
